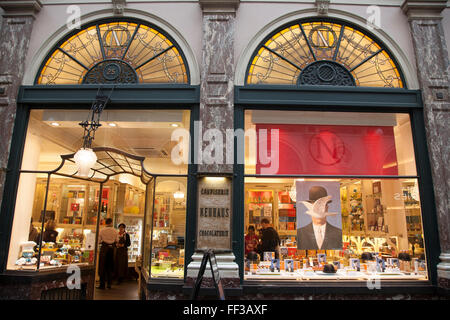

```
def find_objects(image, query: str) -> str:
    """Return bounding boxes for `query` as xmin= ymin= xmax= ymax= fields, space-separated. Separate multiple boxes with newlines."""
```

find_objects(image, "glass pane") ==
xmin=7 ymin=175 xmax=97 ymax=271
xmin=37 ymin=21 xmax=188 ymax=84
xmin=244 ymin=177 xmax=427 ymax=281
xmin=22 ymin=109 xmax=190 ymax=175
xmin=143 ymin=179 xmax=155 ymax=277
xmin=246 ymin=21 xmax=403 ymax=88
xmin=114 ymin=182 xmax=146 ymax=264
xmin=150 ymin=176 xmax=187 ymax=279
xmin=7 ymin=109 xmax=190 ymax=272
xmin=245 ymin=110 xmax=417 ymax=176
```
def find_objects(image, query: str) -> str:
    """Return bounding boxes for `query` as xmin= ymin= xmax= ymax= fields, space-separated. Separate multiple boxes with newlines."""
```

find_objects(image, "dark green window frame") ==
xmin=233 ymin=85 xmax=440 ymax=292
xmin=0 ymin=84 xmax=200 ymax=284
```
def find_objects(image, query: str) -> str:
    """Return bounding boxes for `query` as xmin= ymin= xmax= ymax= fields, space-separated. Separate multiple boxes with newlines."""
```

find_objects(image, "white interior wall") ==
xmin=7 ymin=133 xmax=41 ymax=269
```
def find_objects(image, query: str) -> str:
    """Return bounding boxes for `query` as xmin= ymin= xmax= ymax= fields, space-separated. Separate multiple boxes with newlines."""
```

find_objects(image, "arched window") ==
xmin=246 ymin=19 xmax=404 ymax=88
xmin=36 ymin=19 xmax=189 ymax=84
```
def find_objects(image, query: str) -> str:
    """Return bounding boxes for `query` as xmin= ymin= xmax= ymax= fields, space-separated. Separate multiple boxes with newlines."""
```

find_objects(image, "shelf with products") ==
xmin=277 ymin=191 xmax=296 ymax=233
xmin=247 ymin=190 xmax=274 ymax=230
xmin=340 ymin=183 xmax=365 ymax=233
xmin=365 ymin=181 xmax=387 ymax=233
xmin=349 ymin=187 xmax=365 ymax=232
xmin=32 ymin=178 xmax=118 ymax=227
xmin=112 ymin=183 xmax=146 ymax=264
xmin=150 ymin=224 xmax=184 ymax=279
xmin=122 ymin=216 xmax=143 ymax=264
xmin=153 ymin=193 xmax=172 ymax=228
xmin=244 ymin=248 xmax=427 ymax=281
xmin=24 ymin=177 xmax=121 ymax=270
xmin=85 ymin=182 xmax=119 ymax=227
xmin=401 ymin=181 xmax=423 ymax=236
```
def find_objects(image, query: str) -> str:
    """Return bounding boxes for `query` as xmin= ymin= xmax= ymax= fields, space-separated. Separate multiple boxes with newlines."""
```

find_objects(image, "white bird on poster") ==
xmin=301 ymin=195 xmax=338 ymax=218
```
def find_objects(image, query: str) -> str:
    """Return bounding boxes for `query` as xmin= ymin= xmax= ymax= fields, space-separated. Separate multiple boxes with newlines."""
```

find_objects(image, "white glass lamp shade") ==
xmin=74 ymin=148 xmax=97 ymax=177
xmin=173 ymin=190 xmax=185 ymax=199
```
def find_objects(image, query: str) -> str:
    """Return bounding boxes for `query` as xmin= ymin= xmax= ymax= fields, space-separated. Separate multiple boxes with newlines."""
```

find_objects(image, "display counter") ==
xmin=245 ymin=270 xmax=427 ymax=281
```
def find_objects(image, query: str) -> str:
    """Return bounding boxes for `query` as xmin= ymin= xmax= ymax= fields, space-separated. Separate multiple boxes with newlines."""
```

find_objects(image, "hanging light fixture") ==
xmin=74 ymin=87 xmax=113 ymax=177
xmin=173 ymin=183 xmax=185 ymax=199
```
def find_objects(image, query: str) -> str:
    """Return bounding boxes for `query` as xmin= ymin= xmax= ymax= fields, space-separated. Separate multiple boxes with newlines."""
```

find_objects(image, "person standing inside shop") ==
xmin=114 ymin=223 xmax=131 ymax=285
xmin=257 ymin=218 xmax=281 ymax=259
xmin=42 ymin=220 xmax=58 ymax=243
xmin=245 ymin=225 xmax=259 ymax=258
xmin=98 ymin=218 xmax=117 ymax=289
xmin=28 ymin=218 xmax=40 ymax=243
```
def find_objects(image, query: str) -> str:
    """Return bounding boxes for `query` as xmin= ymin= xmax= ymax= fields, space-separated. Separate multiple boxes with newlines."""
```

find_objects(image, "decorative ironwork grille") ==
xmin=246 ymin=20 xmax=404 ymax=88
xmin=37 ymin=20 xmax=188 ymax=84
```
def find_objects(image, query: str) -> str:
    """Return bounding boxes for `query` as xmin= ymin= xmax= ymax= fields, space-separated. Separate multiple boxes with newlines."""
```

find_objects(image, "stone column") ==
xmin=185 ymin=0 xmax=241 ymax=293
xmin=0 ymin=0 xmax=42 ymax=210
xmin=198 ymin=0 xmax=238 ymax=174
xmin=402 ymin=0 xmax=450 ymax=289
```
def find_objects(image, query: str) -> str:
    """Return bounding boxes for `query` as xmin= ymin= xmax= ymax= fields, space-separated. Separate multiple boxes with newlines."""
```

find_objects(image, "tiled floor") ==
xmin=94 ymin=280 xmax=140 ymax=300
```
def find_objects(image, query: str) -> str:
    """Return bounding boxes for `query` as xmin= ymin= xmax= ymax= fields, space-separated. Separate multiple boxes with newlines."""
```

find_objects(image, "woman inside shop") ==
xmin=42 ymin=220 xmax=58 ymax=243
xmin=245 ymin=225 xmax=259 ymax=258
xmin=115 ymin=223 xmax=131 ymax=284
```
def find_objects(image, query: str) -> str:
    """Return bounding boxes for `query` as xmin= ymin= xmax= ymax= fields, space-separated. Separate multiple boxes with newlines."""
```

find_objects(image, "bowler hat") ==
xmin=307 ymin=186 xmax=330 ymax=203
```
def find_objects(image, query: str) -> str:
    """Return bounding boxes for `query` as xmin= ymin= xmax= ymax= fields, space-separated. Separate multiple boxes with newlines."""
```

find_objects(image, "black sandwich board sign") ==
xmin=191 ymin=249 xmax=225 ymax=300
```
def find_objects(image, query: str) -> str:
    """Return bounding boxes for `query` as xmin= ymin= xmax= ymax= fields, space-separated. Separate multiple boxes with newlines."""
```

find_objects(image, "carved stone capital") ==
xmin=199 ymin=0 xmax=240 ymax=14
xmin=401 ymin=0 xmax=447 ymax=20
xmin=0 ymin=0 xmax=42 ymax=18
xmin=315 ymin=0 xmax=330 ymax=15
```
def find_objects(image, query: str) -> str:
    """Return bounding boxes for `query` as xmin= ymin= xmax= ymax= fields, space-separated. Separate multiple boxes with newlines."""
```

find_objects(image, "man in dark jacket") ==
xmin=257 ymin=218 xmax=281 ymax=259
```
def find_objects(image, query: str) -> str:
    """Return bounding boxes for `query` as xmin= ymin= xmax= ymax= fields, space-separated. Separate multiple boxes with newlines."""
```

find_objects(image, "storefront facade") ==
xmin=0 ymin=0 xmax=449 ymax=300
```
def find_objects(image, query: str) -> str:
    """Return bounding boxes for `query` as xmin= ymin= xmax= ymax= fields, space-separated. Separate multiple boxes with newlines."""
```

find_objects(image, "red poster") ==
xmin=256 ymin=124 xmax=398 ymax=175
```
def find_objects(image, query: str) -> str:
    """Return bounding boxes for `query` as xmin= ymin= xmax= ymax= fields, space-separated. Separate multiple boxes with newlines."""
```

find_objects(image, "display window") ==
xmin=246 ymin=20 xmax=403 ymax=88
xmin=36 ymin=20 xmax=189 ymax=85
xmin=7 ymin=109 xmax=190 ymax=273
xmin=243 ymin=110 xmax=427 ymax=281
xmin=149 ymin=177 xmax=187 ymax=279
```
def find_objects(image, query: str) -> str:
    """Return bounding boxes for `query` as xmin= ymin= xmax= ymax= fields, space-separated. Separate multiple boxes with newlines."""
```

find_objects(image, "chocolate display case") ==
xmin=16 ymin=177 xmax=119 ymax=271
xmin=150 ymin=190 xmax=186 ymax=279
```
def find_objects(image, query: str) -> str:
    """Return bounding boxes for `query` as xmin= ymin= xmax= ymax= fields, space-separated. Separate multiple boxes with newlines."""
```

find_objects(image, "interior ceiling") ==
xmin=248 ymin=110 xmax=402 ymax=126
xmin=31 ymin=109 xmax=190 ymax=175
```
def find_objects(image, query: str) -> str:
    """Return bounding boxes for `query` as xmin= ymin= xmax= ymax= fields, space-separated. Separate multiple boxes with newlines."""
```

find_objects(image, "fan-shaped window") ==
xmin=246 ymin=20 xmax=404 ymax=88
xmin=36 ymin=20 xmax=189 ymax=84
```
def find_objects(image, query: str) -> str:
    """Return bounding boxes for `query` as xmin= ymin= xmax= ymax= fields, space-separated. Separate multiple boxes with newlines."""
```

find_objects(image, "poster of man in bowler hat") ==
xmin=297 ymin=182 xmax=343 ymax=250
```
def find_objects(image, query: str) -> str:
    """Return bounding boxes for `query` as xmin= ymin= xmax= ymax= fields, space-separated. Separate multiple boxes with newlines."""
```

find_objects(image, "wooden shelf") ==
xmin=279 ymin=230 xmax=297 ymax=235
xmin=249 ymin=202 xmax=273 ymax=204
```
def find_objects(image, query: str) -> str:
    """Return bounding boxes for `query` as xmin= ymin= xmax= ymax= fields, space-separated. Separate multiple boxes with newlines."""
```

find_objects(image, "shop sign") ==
xmin=196 ymin=176 xmax=232 ymax=251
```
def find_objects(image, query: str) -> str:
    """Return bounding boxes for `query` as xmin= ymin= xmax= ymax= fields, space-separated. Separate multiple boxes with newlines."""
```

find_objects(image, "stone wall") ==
xmin=0 ymin=268 xmax=95 ymax=300
xmin=402 ymin=0 xmax=450 ymax=290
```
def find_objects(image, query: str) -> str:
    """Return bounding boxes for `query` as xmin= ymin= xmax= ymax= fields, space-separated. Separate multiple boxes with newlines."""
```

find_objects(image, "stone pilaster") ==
xmin=197 ymin=0 xmax=239 ymax=174
xmin=402 ymin=0 xmax=450 ymax=289
xmin=0 ymin=0 xmax=42 ymax=210
xmin=185 ymin=0 xmax=240 ymax=294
